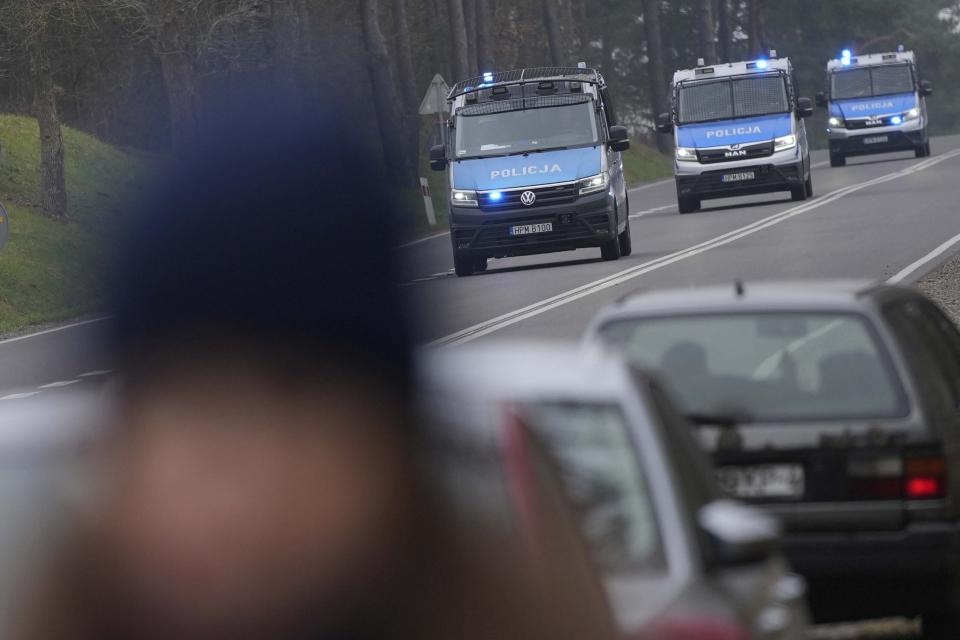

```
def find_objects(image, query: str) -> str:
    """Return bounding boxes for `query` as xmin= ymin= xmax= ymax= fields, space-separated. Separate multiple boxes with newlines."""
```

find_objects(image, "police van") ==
xmin=429 ymin=67 xmax=631 ymax=277
xmin=656 ymin=53 xmax=814 ymax=214
xmin=817 ymin=48 xmax=933 ymax=167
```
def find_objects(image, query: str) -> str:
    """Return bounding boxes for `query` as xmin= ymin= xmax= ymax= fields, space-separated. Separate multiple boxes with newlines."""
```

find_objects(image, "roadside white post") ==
xmin=420 ymin=177 xmax=437 ymax=226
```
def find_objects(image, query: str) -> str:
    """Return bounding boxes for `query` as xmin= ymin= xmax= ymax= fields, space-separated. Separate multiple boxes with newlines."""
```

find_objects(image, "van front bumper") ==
xmin=676 ymin=159 xmax=805 ymax=201
xmin=828 ymin=120 xmax=926 ymax=157
xmin=448 ymin=189 xmax=618 ymax=259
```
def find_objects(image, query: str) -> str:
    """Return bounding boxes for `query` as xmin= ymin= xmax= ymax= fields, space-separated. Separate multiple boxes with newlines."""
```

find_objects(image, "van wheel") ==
xmin=915 ymin=143 xmax=928 ymax=158
xmin=474 ymin=257 xmax=488 ymax=273
xmin=618 ymin=218 xmax=632 ymax=257
xmin=453 ymin=252 xmax=476 ymax=277
xmin=926 ymin=141 xmax=932 ymax=156
xmin=805 ymin=175 xmax=814 ymax=198
xmin=678 ymin=196 xmax=700 ymax=214
xmin=830 ymin=153 xmax=846 ymax=167
xmin=790 ymin=184 xmax=807 ymax=201
xmin=600 ymin=234 xmax=621 ymax=261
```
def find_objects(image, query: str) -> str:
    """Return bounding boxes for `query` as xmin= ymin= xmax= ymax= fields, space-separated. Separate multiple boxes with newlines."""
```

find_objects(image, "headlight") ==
xmin=675 ymin=147 xmax=698 ymax=162
xmin=828 ymin=116 xmax=843 ymax=127
xmin=774 ymin=134 xmax=797 ymax=151
xmin=904 ymin=108 xmax=920 ymax=121
xmin=579 ymin=173 xmax=609 ymax=195
xmin=451 ymin=189 xmax=478 ymax=207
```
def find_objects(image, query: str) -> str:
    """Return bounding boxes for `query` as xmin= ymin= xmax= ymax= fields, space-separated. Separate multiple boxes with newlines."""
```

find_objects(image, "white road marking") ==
xmin=398 ymin=231 xmax=450 ymax=248
xmin=631 ymin=204 xmax=676 ymax=218
xmin=811 ymin=159 xmax=830 ymax=169
xmin=430 ymin=148 xmax=960 ymax=347
xmin=887 ymin=231 xmax=960 ymax=284
xmin=78 ymin=370 xmax=113 ymax=378
xmin=628 ymin=178 xmax=672 ymax=193
xmin=0 ymin=317 xmax=109 ymax=347
xmin=0 ymin=392 xmax=41 ymax=401
xmin=39 ymin=379 xmax=81 ymax=389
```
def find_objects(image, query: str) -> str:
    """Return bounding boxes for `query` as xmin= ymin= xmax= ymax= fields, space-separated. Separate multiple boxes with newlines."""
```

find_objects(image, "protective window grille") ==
xmin=732 ymin=76 xmax=789 ymax=117
xmin=450 ymin=67 xmax=600 ymax=98
xmin=872 ymin=65 xmax=913 ymax=96
xmin=833 ymin=69 xmax=872 ymax=99
xmin=678 ymin=81 xmax=734 ymax=123
xmin=458 ymin=94 xmax=591 ymax=117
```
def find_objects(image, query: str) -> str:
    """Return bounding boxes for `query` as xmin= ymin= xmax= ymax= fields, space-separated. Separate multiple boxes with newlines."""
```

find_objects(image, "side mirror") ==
xmin=698 ymin=500 xmax=781 ymax=567
xmin=920 ymin=80 xmax=933 ymax=97
xmin=429 ymin=144 xmax=447 ymax=171
xmin=796 ymin=97 xmax=814 ymax=118
xmin=655 ymin=113 xmax=673 ymax=134
xmin=815 ymin=92 xmax=828 ymax=108
xmin=608 ymin=125 xmax=630 ymax=152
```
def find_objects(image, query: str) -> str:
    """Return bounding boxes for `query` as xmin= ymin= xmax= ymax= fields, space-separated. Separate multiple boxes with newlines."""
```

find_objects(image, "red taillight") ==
xmin=643 ymin=618 xmax=749 ymax=640
xmin=905 ymin=456 xmax=946 ymax=500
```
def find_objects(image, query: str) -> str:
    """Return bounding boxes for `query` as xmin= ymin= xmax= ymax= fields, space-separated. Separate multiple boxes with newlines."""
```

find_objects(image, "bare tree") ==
xmin=475 ymin=0 xmax=494 ymax=71
xmin=360 ymin=0 xmax=414 ymax=187
xmin=748 ymin=0 xmax=764 ymax=57
xmin=699 ymin=0 xmax=717 ymax=64
xmin=464 ymin=0 xmax=478 ymax=76
xmin=716 ymin=0 xmax=731 ymax=63
xmin=642 ymin=0 xmax=670 ymax=154
xmin=447 ymin=0 xmax=470 ymax=80
xmin=271 ymin=0 xmax=307 ymax=115
xmin=392 ymin=0 xmax=421 ymax=174
xmin=542 ymin=0 xmax=565 ymax=66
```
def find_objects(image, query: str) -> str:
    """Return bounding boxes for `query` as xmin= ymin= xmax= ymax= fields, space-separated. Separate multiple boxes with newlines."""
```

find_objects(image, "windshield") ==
xmin=454 ymin=97 xmax=599 ymax=159
xmin=831 ymin=64 xmax=914 ymax=100
xmin=597 ymin=313 xmax=908 ymax=423
xmin=522 ymin=402 xmax=665 ymax=575
xmin=678 ymin=74 xmax=790 ymax=124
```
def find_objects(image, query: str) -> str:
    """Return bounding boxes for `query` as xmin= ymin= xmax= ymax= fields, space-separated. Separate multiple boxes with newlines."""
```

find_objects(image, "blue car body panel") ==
xmin=676 ymin=113 xmax=793 ymax=148
xmin=451 ymin=146 xmax=603 ymax=191
xmin=829 ymin=92 xmax=917 ymax=120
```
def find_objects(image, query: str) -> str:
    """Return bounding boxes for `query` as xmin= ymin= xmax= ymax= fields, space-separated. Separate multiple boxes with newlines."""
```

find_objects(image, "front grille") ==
xmin=471 ymin=218 xmax=596 ymax=250
xmin=845 ymin=118 xmax=888 ymax=130
xmin=693 ymin=164 xmax=798 ymax=190
xmin=478 ymin=182 xmax=579 ymax=211
xmin=697 ymin=141 xmax=774 ymax=164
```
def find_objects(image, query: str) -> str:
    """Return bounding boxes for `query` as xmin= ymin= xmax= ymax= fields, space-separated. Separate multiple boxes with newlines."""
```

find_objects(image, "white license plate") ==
xmin=721 ymin=171 xmax=756 ymax=183
xmin=863 ymin=135 xmax=889 ymax=145
xmin=509 ymin=223 xmax=553 ymax=236
xmin=716 ymin=464 xmax=805 ymax=499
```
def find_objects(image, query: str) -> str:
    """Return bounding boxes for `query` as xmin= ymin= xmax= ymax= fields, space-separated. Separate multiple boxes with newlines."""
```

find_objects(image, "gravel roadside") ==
xmin=916 ymin=252 xmax=960 ymax=323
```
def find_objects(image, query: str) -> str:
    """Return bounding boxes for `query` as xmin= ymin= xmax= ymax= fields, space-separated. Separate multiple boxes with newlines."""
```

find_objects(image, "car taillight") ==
xmin=643 ymin=617 xmax=750 ymax=640
xmin=847 ymin=455 xmax=903 ymax=499
xmin=905 ymin=456 xmax=946 ymax=499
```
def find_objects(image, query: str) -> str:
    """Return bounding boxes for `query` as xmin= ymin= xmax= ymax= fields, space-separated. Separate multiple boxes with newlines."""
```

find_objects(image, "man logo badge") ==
xmin=520 ymin=190 xmax=537 ymax=206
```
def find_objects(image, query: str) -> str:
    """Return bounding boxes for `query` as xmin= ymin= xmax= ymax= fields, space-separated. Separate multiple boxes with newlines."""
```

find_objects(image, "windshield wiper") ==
xmin=687 ymin=411 xmax=754 ymax=428
xmin=505 ymin=146 xmax=570 ymax=157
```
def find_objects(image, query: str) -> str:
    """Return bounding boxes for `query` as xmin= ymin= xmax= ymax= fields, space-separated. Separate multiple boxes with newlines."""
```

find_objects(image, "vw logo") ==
xmin=520 ymin=190 xmax=537 ymax=206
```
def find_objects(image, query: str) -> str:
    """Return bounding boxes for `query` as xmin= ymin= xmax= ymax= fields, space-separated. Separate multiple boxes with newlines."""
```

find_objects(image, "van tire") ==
xmin=618 ymin=218 xmax=633 ymax=257
xmin=830 ymin=153 xmax=846 ymax=167
xmin=926 ymin=141 xmax=932 ymax=156
xmin=678 ymin=196 xmax=700 ymax=214
xmin=915 ymin=143 xmax=928 ymax=158
xmin=805 ymin=175 xmax=814 ymax=198
xmin=453 ymin=252 xmax=476 ymax=277
xmin=790 ymin=184 xmax=807 ymax=201
xmin=601 ymin=235 xmax=621 ymax=261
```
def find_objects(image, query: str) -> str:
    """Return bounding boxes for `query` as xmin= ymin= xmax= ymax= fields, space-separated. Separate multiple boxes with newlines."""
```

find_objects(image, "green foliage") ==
xmin=621 ymin=142 xmax=674 ymax=184
xmin=0 ymin=114 xmax=157 ymax=332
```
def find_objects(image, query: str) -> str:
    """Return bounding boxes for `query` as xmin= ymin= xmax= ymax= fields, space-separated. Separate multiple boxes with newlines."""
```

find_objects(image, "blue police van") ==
xmin=817 ymin=48 xmax=933 ymax=167
xmin=429 ymin=67 xmax=631 ymax=277
xmin=656 ymin=54 xmax=814 ymax=214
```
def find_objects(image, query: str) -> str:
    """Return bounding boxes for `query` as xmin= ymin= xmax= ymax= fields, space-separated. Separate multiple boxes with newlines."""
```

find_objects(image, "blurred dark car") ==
xmin=419 ymin=342 xmax=809 ymax=640
xmin=585 ymin=281 xmax=960 ymax=632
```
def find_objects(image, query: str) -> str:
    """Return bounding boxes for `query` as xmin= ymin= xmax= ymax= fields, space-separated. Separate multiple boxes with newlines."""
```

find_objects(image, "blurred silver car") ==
xmin=419 ymin=342 xmax=809 ymax=640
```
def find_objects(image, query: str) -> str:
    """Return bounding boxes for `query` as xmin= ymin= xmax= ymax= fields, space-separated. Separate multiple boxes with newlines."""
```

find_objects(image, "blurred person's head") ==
xmin=82 ymin=103 xmax=424 ymax=639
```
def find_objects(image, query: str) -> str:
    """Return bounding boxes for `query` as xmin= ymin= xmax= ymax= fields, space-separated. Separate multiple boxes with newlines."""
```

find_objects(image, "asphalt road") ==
xmin=2 ymin=136 xmax=960 ymax=399
xmin=401 ymin=135 xmax=960 ymax=347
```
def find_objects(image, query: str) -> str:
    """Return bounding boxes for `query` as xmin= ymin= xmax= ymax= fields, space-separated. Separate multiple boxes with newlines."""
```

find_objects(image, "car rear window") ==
xmin=597 ymin=313 xmax=909 ymax=423
xmin=522 ymin=402 xmax=666 ymax=575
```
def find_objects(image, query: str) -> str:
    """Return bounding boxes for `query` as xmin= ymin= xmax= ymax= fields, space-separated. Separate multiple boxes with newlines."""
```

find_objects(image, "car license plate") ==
xmin=509 ymin=223 xmax=553 ymax=236
xmin=716 ymin=464 xmax=805 ymax=499
xmin=721 ymin=171 xmax=756 ymax=183
xmin=863 ymin=135 xmax=889 ymax=145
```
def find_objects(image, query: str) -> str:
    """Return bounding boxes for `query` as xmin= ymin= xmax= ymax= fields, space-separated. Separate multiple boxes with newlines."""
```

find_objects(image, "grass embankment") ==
xmin=405 ymin=141 xmax=673 ymax=238
xmin=0 ymin=115 xmax=157 ymax=333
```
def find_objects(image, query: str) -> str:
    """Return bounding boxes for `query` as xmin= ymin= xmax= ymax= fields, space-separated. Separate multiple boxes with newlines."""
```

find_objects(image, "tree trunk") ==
xmin=572 ymin=0 xmax=589 ymax=62
xmin=360 ymin=0 xmax=415 ymax=187
xmin=34 ymin=47 xmax=67 ymax=218
xmin=271 ymin=0 xmax=304 ymax=115
xmin=157 ymin=11 xmax=200 ymax=156
xmin=475 ymin=0 xmax=494 ymax=72
xmin=447 ymin=0 xmax=470 ymax=80
xmin=642 ymin=0 xmax=671 ymax=154
xmin=392 ymin=0 xmax=421 ymax=179
xmin=748 ymin=0 xmax=764 ymax=58
xmin=699 ymin=0 xmax=716 ymax=64
xmin=464 ymin=0 xmax=478 ymax=76
xmin=716 ymin=0 xmax=731 ymax=63
xmin=542 ymin=0 xmax=565 ymax=66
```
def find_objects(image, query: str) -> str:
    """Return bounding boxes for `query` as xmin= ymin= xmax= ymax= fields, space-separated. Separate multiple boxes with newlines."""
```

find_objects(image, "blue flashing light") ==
xmin=755 ymin=59 xmax=768 ymax=70
xmin=489 ymin=191 xmax=503 ymax=202
xmin=841 ymin=49 xmax=852 ymax=59
xmin=841 ymin=58 xmax=851 ymax=66
xmin=483 ymin=72 xmax=494 ymax=83
xmin=890 ymin=115 xmax=903 ymax=125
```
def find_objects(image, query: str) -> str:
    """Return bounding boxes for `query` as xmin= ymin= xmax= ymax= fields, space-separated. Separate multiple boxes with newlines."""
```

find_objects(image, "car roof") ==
xmin=597 ymin=280 xmax=913 ymax=319
xmin=419 ymin=340 xmax=643 ymax=404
